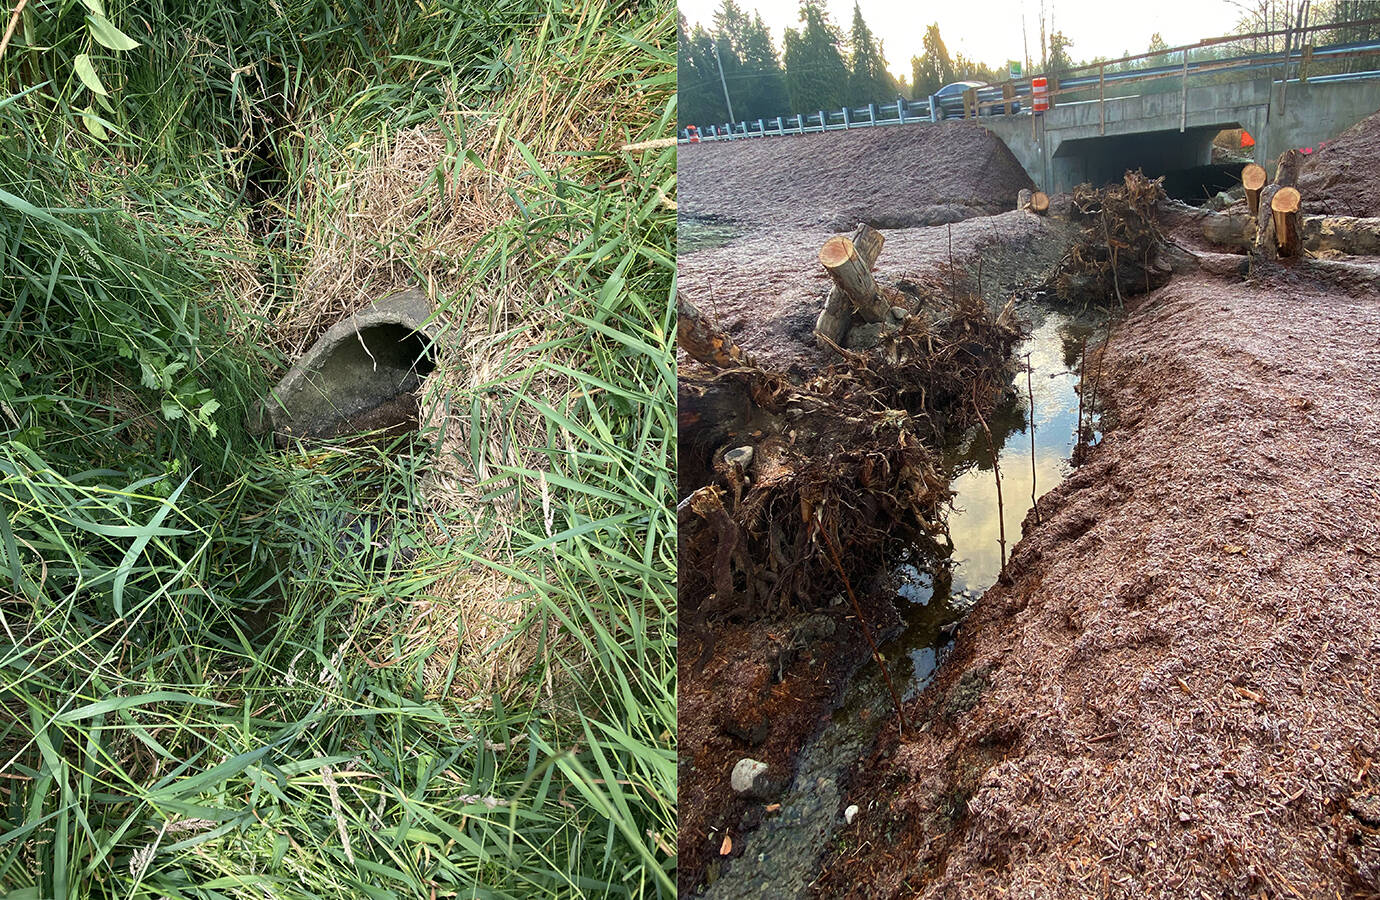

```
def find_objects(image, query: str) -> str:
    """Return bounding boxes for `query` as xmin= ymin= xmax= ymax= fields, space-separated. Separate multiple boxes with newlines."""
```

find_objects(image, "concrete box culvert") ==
xmin=250 ymin=287 xmax=438 ymax=444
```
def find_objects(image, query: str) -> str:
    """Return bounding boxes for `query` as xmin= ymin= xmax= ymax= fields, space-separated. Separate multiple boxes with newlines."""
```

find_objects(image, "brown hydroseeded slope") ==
xmin=678 ymin=122 xmax=1034 ymax=230
xmin=815 ymin=267 xmax=1380 ymax=898
xmin=1299 ymin=106 xmax=1380 ymax=216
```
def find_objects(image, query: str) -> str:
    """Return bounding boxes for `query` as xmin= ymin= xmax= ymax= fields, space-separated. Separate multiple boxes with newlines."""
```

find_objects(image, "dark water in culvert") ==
xmin=699 ymin=303 xmax=1107 ymax=900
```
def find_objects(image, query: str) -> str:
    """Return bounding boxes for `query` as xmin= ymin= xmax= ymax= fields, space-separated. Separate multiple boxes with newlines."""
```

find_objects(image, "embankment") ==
xmin=815 ymin=265 xmax=1380 ymax=898
xmin=679 ymin=123 xmax=1034 ymax=232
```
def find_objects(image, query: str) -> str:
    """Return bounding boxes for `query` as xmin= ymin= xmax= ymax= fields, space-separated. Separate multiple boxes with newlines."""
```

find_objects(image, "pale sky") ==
xmin=680 ymin=0 xmax=1248 ymax=82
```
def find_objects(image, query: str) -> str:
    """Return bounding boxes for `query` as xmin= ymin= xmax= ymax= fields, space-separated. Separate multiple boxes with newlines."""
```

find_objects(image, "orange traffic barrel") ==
xmin=1032 ymin=77 xmax=1049 ymax=113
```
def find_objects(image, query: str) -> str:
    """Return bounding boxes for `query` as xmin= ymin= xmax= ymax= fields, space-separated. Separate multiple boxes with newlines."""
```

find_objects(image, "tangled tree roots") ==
xmin=1043 ymin=170 xmax=1170 ymax=306
xmin=809 ymin=295 xmax=1023 ymax=435
xmin=679 ymin=369 xmax=948 ymax=621
xmin=679 ymin=294 xmax=1022 ymax=623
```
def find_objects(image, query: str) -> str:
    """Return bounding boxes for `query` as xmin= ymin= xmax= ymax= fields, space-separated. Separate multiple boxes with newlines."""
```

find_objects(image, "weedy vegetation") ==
xmin=0 ymin=0 xmax=676 ymax=897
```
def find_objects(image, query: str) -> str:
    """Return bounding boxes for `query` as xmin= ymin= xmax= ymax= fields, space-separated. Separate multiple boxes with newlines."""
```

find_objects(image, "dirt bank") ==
xmin=679 ymin=123 xmax=1034 ymax=231
xmin=678 ymin=210 xmax=1075 ymax=376
xmin=679 ymin=595 xmax=899 ymax=896
xmin=815 ymin=265 xmax=1380 ymax=898
xmin=1299 ymin=106 xmax=1380 ymax=216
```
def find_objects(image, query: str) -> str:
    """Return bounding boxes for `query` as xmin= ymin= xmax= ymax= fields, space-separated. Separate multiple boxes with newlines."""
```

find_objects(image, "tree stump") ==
xmin=819 ymin=235 xmax=888 ymax=322
xmin=815 ymin=224 xmax=887 ymax=347
xmin=678 ymin=292 xmax=756 ymax=369
xmin=1272 ymin=187 xmax=1301 ymax=257
xmin=1255 ymin=150 xmax=1304 ymax=260
xmin=1242 ymin=163 xmax=1267 ymax=216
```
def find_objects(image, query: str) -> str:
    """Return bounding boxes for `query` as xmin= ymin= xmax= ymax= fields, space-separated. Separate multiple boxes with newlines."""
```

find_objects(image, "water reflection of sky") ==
xmin=947 ymin=313 xmax=1088 ymax=594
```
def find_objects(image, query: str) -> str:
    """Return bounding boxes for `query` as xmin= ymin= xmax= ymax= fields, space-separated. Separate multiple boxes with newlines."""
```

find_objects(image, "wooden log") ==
xmin=815 ymin=224 xmax=886 ymax=346
xmin=1030 ymin=190 xmax=1050 ymax=215
xmin=1272 ymin=187 xmax=1301 ymax=257
xmin=677 ymin=292 xmax=756 ymax=370
xmin=1198 ymin=209 xmax=1380 ymax=256
xmin=1242 ymin=163 xmax=1266 ymax=216
xmin=1202 ymin=211 xmax=1254 ymax=248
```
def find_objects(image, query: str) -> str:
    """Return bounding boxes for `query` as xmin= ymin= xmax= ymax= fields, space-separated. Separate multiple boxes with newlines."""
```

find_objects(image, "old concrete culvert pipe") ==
xmin=250 ymin=287 xmax=438 ymax=444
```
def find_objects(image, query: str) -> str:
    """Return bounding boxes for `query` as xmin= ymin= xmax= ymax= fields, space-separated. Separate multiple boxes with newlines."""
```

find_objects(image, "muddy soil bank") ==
xmin=815 ymin=267 xmax=1380 ymax=898
xmin=679 ymin=123 xmax=1034 ymax=232
xmin=679 ymin=591 xmax=901 ymax=896
xmin=677 ymin=210 xmax=1078 ymax=375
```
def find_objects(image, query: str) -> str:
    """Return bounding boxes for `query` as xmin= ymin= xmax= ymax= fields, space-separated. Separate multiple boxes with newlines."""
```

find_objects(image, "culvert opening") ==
xmin=255 ymin=289 xmax=439 ymax=444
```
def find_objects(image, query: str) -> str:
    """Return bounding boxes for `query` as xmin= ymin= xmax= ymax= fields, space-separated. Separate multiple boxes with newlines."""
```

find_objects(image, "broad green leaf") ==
xmin=86 ymin=14 xmax=139 ymax=51
xmin=80 ymin=108 xmax=108 ymax=140
xmin=73 ymin=54 xmax=109 ymax=96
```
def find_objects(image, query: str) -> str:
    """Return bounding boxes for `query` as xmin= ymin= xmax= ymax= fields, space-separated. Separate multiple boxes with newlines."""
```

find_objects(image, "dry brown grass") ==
xmin=288 ymin=4 xmax=670 ymax=706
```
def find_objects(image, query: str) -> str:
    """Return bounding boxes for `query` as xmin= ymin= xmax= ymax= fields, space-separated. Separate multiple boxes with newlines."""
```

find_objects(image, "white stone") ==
xmin=731 ymin=758 xmax=768 ymax=794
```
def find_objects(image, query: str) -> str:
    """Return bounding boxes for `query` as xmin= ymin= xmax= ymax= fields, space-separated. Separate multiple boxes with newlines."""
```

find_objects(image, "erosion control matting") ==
xmin=679 ymin=123 xmax=1034 ymax=231
xmin=815 ymin=267 xmax=1380 ymax=898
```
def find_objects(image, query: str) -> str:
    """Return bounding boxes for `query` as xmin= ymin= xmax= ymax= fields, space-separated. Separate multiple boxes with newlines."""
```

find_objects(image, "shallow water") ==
xmin=700 ymin=303 xmax=1105 ymax=899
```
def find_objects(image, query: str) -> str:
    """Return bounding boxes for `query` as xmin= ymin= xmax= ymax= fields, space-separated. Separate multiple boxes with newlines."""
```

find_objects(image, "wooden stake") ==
xmin=1075 ymin=335 xmax=1087 ymax=448
xmin=1026 ymin=354 xmax=1040 ymax=525
xmin=819 ymin=234 xmax=888 ymax=322
xmin=1271 ymin=187 xmax=1301 ymax=257
xmin=973 ymin=388 xmax=1006 ymax=569
xmin=1242 ymin=163 xmax=1267 ymax=216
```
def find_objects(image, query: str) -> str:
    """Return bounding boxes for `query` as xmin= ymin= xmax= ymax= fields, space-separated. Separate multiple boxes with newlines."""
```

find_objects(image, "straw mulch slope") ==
xmin=679 ymin=122 xmax=1033 ymax=230
xmin=1299 ymin=107 xmax=1380 ymax=217
xmin=816 ymin=269 xmax=1380 ymax=898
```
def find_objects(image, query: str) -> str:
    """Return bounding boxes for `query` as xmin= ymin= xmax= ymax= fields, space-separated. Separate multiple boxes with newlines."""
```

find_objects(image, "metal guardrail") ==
xmin=681 ymin=30 xmax=1380 ymax=144
xmin=685 ymin=97 xmax=938 ymax=142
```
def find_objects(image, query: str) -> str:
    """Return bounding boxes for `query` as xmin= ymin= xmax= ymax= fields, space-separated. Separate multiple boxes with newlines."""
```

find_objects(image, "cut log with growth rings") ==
xmin=1242 ymin=163 xmax=1267 ymax=216
xmin=1272 ymin=187 xmax=1301 ymax=257
xmin=819 ymin=233 xmax=889 ymax=323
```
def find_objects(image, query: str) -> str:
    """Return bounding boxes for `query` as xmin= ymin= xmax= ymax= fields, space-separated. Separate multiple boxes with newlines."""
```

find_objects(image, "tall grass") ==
xmin=0 ymin=1 xmax=675 ymax=897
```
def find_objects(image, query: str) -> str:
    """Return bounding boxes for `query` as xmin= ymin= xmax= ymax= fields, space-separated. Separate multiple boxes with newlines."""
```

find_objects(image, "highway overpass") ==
xmin=987 ymin=76 xmax=1380 ymax=193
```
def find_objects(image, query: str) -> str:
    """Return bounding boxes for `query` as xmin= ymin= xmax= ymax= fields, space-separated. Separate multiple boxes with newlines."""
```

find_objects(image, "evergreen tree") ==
xmin=705 ymin=1 xmax=749 ymax=123
xmin=677 ymin=16 xmax=729 ymax=128
xmin=741 ymin=13 xmax=790 ymax=119
xmin=782 ymin=1 xmax=849 ymax=114
xmin=911 ymin=23 xmax=955 ymax=98
xmin=847 ymin=3 xmax=897 ymax=107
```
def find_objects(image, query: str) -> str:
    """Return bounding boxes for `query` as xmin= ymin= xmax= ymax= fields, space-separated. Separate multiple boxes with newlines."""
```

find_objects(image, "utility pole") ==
xmin=711 ymin=40 xmax=736 ymax=124
xmin=1022 ymin=10 xmax=1031 ymax=74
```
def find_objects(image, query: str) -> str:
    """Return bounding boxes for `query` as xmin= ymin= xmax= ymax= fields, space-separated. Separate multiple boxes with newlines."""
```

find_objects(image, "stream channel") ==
xmin=700 ymin=299 xmax=1108 ymax=899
